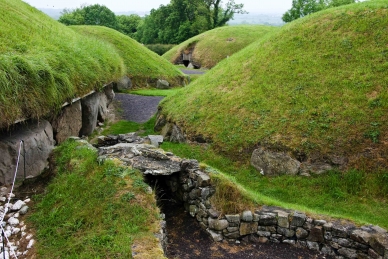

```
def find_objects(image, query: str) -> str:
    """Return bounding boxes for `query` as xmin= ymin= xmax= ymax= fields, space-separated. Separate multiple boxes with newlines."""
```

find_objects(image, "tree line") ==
xmin=58 ymin=0 xmax=246 ymax=45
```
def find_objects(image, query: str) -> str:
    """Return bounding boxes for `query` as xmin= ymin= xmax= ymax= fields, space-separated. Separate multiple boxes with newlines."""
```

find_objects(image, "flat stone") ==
xmin=296 ymin=227 xmax=309 ymax=239
xmin=196 ymin=171 xmax=211 ymax=187
xmin=338 ymin=247 xmax=358 ymax=259
xmin=369 ymin=234 xmax=388 ymax=256
xmin=11 ymin=200 xmax=25 ymax=211
xmin=224 ymin=231 xmax=240 ymax=239
xmin=307 ymin=226 xmax=324 ymax=243
xmin=147 ymin=135 xmax=163 ymax=148
xmin=277 ymin=211 xmax=290 ymax=228
xmin=240 ymin=222 xmax=258 ymax=236
xmin=259 ymin=213 xmax=277 ymax=226
xmin=208 ymin=218 xmax=229 ymax=231
xmin=225 ymin=214 xmax=240 ymax=224
xmin=291 ymin=211 xmax=306 ymax=227
xmin=257 ymin=231 xmax=271 ymax=237
xmin=207 ymin=229 xmax=223 ymax=242
xmin=277 ymin=227 xmax=295 ymax=238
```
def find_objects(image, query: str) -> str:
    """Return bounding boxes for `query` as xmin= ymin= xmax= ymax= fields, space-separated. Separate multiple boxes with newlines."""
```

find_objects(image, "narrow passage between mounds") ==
xmin=144 ymin=174 xmax=331 ymax=259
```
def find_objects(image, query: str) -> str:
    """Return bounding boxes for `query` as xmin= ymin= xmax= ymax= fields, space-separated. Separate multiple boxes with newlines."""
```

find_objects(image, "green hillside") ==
xmin=162 ymin=25 xmax=278 ymax=68
xmin=71 ymin=26 xmax=186 ymax=87
xmin=0 ymin=0 xmax=124 ymax=128
xmin=160 ymin=0 xmax=388 ymax=171
xmin=0 ymin=0 xmax=185 ymax=128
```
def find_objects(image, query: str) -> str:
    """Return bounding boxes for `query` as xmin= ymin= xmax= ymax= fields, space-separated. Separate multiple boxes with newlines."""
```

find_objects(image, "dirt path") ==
xmin=114 ymin=93 xmax=164 ymax=123
xmin=162 ymin=200 xmax=331 ymax=259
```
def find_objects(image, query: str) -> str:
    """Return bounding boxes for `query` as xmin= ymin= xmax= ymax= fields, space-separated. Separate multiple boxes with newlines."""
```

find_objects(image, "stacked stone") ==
xmin=200 ymin=206 xmax=388 ymax=259
xmin=0 ymin=187 xmax=34 ymax=258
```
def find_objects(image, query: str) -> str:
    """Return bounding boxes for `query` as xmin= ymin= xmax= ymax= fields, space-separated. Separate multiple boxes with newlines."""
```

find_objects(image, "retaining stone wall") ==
xmin=159 ymin=160 xmax=388 ymax=259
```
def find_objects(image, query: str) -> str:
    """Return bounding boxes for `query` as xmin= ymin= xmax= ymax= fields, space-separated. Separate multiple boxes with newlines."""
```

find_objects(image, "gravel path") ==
xmin=180 ymin=69 xmax=206 ymax=75
xmin=114 ymin=93 xmax=164 ymax=123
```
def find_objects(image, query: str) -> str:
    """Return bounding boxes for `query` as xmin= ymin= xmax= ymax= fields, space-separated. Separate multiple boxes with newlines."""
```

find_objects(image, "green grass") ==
xmin=0 ymin=0 xmax=125 ymax=128
xmin=160 ymin=0 xmax=388 ymax=171
xmin=29 ymin=139 xmax=165 ymax=258
xmin=70 ymin=26 xmax=187 ymax=88
xmin=163 ymin=25 xmax=278 ymax=68
xmin=102 ymin=116 xmax=157 ymax=136
xmin=162 ymin=142 xmax=388 ymax=228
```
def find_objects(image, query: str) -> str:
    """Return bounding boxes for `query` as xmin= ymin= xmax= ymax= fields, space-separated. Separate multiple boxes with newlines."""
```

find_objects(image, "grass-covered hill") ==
xmin=160 ymin=0 xmax=388 ymax=172
xmin=162 ymin=25 xmax=278 ymax=68
xmin=70 ymin=26 xmax=186 ymax=87
xmin=0 ymin=0 xmax=185 ymax=128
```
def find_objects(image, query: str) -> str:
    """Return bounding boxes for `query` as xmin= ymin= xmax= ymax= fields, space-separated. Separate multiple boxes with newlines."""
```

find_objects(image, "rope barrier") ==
xmin=0 ymin=140 xmax=23 ymax=259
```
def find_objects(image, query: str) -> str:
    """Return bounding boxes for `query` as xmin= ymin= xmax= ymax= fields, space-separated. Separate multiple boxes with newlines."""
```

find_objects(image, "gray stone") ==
xmin=332 ymin=222 xmax=353 ymax=238
xmin=253 ymin=213 xmax=260 ymax=222
xmin=208 ymin=218 xmax=229 ymax=231
xmin=225 ymin=214 xmax=240 ymax=224
xmin=147 ymin=135 xmax=163 ymax=148
xmin=170 ymin=124 xmax=186 ymax=143
xmin=300 ymin=161 xmax=333 ymax=175
xmin=259 ymin=213 xmax=277 ymax=226
xmin=0 ymin=120 xmax=55 ymax=184
xmin=291 ymin=211 xmax=306 ymax=227
xmin=11 ymin=200 xmax=25 ymax=211
xmin=241 ymin=211 xmax=253 ymax=222
xmin=337 ymin=238 xmax=352 ymax=247
xmin=189 ymin=205 xmax=198 ymax=217
xmin=257 ymin=231 xmax=271 ymax=237
xmin=314 ymin=219 xmax=327 ymax=226
xmin=196 ymin=171 xmax=211 ymax=187
xmin=52 ymin=100 xmax=82 ymax=144
xmin=338 ymin=247 xmax=358 ymax=259
xmin=19 ymin=205 xmax=29 ymax=215
xmin=283 ymin=239 xmax=296 ymax=245
xmin=370 ymin=234 xmax=388 ymax=256
xmin=116 ymin=75 xmax=132 ymax=91
xmin=296 ymin=227 xmax=309 ymax=239
xmin=277 ymin=227 xmax=295 ymax=238
xmin=207 ymin=229 xmax=223 ymax=242
xmin=277 ymin=211 xmax=290 ymax=228
xmin=80 ymin=92 xmax=99 ymax=136
xmin=97 ymin=91 xmax=109 ymax=122
xmin=307 ymin=226 xmax=324 ymax=243
xmin=240 ymin=222 xmax=258 ymax=236
xmin=350 ymin=229 xmax=373 ymax=245
xmin=324 ymin=231 xmax=333 ymax=241
xmin=156 ymin=79 xmax=170 ymax=89
xmin=227 ymin=227 xmax=239 ymax=232
xmin=251 ymin=147 xmax=300 ymax=176
xmin=307 ymin=241 xmax=320 ymax=251
xmin=224 ymin=231 xmax=240 ymax=239
xmin=321 ymin=245 xmax=335 ymax=256
xmin=208 ymin=209 xmax=220 ymax=219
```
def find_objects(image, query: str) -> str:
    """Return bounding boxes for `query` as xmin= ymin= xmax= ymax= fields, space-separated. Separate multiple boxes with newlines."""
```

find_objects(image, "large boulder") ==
xmin=51 ymin=100 xmax=82 ymax=144
xmin=80 ymin=92 xmax=100 ymax=136
xmin=156 ymin=79 xmax=170 ymax=89
xmin=115 ymin=76 xmax=132 ymax=91
xmin=251 ymin=147 xmax=300 ymax=176
xmin=0 ymin=120 xmax=55 ymax=184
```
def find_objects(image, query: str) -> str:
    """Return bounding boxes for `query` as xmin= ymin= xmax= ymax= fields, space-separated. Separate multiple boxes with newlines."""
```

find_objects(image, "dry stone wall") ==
xmin=0 ymin=84 xmax=114 ymax=185
xmin=97 ymin=133 xmax=388 ymax=259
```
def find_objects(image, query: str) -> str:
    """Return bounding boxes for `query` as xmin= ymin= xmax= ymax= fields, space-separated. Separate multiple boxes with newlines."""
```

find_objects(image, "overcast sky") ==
xmin=23 ymin=0 xmax=292 ymax=14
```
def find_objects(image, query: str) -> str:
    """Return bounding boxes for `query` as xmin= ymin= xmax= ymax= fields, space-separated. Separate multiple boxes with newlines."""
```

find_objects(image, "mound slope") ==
xmin=71 ymin=26 xmax=187 ymax=87
xmin=160 ymin=1 xmax=388 ymax=171
xmin=162 ymin=25 xmax=278 ymax=68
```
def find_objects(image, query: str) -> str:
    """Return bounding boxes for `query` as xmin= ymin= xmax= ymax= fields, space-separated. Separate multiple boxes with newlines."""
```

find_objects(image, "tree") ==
xmin=117 ymin=14 xmax=142 ymax=38
xmin=282 ymin=0 xmax=356 ymax=23
xmin=59 ymin=4 xmax=117 ymax=29
xmin=202 ymin=0 xmax=247 ymax=29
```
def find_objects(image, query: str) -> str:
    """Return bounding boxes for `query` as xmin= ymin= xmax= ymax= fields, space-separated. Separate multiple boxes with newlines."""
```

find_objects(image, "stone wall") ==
xmin=0 ymin=84 xmax=115 ymax=185
xmin=159 ymin=164 xmax=388 ymax=259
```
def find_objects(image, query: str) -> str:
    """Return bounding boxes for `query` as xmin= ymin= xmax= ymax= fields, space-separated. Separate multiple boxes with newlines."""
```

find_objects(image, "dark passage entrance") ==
xmin=143 ymin=174 xmax=332 ymax=259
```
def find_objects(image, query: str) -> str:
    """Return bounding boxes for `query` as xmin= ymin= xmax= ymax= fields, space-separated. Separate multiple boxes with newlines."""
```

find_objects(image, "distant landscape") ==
xmin=38 ymin=8 xmax=284 ymax=26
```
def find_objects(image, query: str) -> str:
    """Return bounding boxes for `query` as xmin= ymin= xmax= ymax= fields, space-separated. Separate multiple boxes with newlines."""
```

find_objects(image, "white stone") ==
xmin=13 ymin=213 xmax=19 ymax=218
xmin=12 ymin=228 xmax=20 ymax=235
xmin=11 ymin=200 xmax=25 ymax=211
xmin=23 ymin=198 xmax=31 ymax=203
xmin=4 ymin=230 xmax=11 ymax=238
xmin=27 ymin=239 xmax=35 ymax=249
xmin=7 ymin=217 xmax=19 ymax=226
xmin=26 ymin=234 xmax=33 ymax=240
xmin=0 ymin=197 xmax=6 ymax=202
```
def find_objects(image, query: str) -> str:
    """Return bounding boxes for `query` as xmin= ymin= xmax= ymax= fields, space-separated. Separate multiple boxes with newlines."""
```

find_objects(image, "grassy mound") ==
xmin=160 ymin=0 xmax=388 ymax=171
xmin=162 ymin=25 xmax=278 ymax=68
xmin=0 ymin=0 xmax=125 ymax=128
xmin=71 ymin=26 xmax=187 ymax=87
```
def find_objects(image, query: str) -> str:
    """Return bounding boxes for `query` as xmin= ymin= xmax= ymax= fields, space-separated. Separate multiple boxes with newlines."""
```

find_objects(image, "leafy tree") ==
xmin=202 ymin=0 xmax=247 ymax=29
xmin=59 ymin=4 xmax=117 ymax=29
xmin=117 ymin=14 xmax=142 ymax=38
xmin=282 ymin=0 xmax=356 ymax=23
